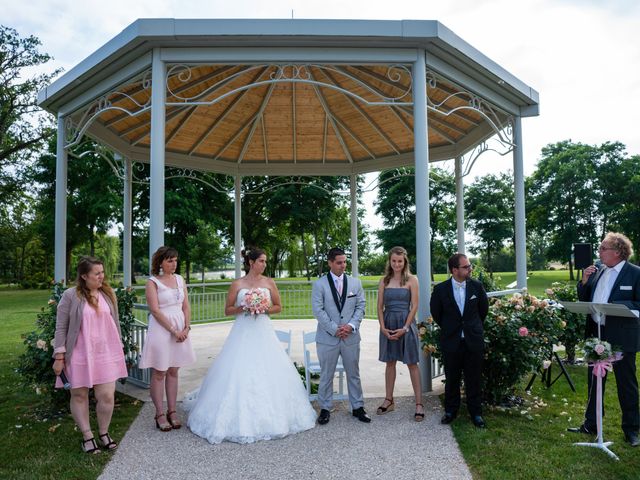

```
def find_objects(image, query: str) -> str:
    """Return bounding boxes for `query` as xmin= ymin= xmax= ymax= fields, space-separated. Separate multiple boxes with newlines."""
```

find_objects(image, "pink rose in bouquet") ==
xmin=242 ymin=288 xmax=270 ymax=316
xmin=518 ymin=326 xmax=529 ymax=337
xmin=594 ymin=343 xmax=605 ymax=355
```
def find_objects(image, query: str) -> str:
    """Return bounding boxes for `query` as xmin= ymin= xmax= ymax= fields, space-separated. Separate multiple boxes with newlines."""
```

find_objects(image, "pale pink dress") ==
xmin=56 ymin=294 xmax=128 ymax=389
xmin=139 ymin=274 xmax=196 ymax=370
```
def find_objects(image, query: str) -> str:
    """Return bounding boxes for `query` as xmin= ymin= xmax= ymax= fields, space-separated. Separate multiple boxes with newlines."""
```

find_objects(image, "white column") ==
xmin=413 ymin=49 xmax=432 ymax=392
xmin=455 ymin=156 xmax=465 ymax=254
xmin=349 ymin=174 xmax=359 ymax=277
xmin=513 ymin=116 xmax=527 ymax=289
xmin=234 ymin=175 xmax=242 ymax=279
xmin=121 ymin=154 xmax=132 ymax=287
xmin=54 ymin=114 xmax=68 ymax=284
xmin=149 ymin=48 xmax=166 ymax=266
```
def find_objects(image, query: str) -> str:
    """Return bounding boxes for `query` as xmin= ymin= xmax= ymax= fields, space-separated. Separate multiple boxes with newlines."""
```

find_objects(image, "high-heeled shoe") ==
xmin=414 ymin=403 xmax=425 ymax=422
xmin=167 ymin=410 xmax=182 ymax=429
xmin=155 ymin=413 xmax=172 ymax=432
xmin=376 ymin=398 xmax=394 ymax=415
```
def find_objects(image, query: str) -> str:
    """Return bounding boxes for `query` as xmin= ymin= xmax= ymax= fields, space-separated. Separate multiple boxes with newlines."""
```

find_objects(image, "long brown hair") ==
xmin=151 ymin=246 xmax=179 ymax=276
xmin=382 ymin=246 xmax=411 ymax=287
xmin=75 ymin=256 xmax=116 ymax=309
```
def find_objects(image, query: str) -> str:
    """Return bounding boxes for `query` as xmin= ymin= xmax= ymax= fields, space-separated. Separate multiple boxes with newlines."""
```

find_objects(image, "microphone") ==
xmin=59 ymin=370 xmax=71 ymax=390
xmin=593 ymin=260 xmax=602 ymax=272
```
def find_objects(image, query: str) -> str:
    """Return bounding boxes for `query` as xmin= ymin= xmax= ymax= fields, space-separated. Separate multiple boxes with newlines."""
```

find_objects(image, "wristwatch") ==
xmin=402 ymin=326 xmax=409 ymax=333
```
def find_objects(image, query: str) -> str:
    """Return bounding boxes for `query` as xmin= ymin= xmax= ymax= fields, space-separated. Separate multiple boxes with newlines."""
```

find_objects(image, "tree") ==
xmin=187 ymin=219 xmax=231 ymax=282
xmin=29 ymin=138 xmax=123 ymax=280
xmin=527 ymin=141 xmax=602 ymax=279
xmin=465 ymin=172 xmax=514 ymax=274
xmin=375 ymin=167 xmax=456 ymax=274
xmin=0 ymin=26 xmax=60 ymax=196
xmin=163 ymin=171 xmax=233 ymax=277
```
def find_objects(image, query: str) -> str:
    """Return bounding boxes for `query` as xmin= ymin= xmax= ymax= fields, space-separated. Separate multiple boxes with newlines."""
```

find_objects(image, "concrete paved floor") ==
xmin=117 ymin=319 xmax=444 ymax=402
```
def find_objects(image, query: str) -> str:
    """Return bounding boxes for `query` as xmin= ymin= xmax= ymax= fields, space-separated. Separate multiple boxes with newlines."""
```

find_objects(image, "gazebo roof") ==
xmin=38 ymin=19 xmax=539 ymax=175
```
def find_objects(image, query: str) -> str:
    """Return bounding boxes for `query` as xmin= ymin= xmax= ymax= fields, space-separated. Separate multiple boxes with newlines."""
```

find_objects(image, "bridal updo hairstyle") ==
xmin=151 ymin=246 xmax=179 ymax=276
xmin=242 ymin=248 xmax=266 ymax=274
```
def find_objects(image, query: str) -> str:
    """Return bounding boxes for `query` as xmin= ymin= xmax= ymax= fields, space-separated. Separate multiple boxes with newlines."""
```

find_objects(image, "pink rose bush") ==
xmin=422 ymin=289 xmax=565 ymax=405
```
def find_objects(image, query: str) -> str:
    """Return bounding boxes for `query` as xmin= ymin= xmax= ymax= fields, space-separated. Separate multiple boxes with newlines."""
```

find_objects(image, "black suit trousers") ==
xmin=443 ymin=340 xmax=483 ymax=417
xmin=585 ymin=350 xmax=639 ymax=434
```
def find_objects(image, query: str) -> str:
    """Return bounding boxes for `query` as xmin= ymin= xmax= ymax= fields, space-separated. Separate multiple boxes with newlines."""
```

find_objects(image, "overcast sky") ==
xmin=4 ymin=0 xmax=640 ymax=232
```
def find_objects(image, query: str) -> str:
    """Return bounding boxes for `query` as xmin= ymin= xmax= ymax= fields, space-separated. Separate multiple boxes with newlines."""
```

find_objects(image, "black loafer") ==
xmin=567 ymin=424 xmax=593 ymax=435
xmin=317 ymin=409 xmax=330 ymax=425
xmin=441 ymin=413 xmax=456 ymax=424
xmin=352 ymin=407 xmax=371 ymax=423
xmin=625 ymin=432 xmax=640 ymax=447
xmin=472 ymin=415 xmax=486 ymax=428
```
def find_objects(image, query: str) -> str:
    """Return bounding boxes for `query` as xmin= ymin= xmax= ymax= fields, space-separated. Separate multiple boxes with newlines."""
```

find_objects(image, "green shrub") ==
xmin=419 ymin=291 xmax=565 ymax=405
xmin=546 ymin=282 xmax=584 ymax=363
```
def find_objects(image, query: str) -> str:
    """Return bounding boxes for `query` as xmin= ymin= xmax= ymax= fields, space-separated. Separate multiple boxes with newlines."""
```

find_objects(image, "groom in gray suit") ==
xmin=312 ymin=247 xmax=370 ymax=424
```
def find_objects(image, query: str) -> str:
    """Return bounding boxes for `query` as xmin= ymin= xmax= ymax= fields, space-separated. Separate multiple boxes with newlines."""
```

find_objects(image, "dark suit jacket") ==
xmin=577 ymin=261 xmax=640 ymax=352
xmin=430 ymin=278 xmax=489 ymax=353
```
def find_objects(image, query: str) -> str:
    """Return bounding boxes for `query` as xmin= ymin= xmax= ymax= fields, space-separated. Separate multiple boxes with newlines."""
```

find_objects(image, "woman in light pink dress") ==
xmin=52 ymin=256 xmax=128 ymax=454
xmin=139 ymin=246 xmax=196 ymax=431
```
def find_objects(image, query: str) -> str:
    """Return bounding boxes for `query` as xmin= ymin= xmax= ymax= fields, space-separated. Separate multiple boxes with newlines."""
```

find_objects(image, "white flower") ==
xmin=36 ymin=339 xmax=47 ymax=350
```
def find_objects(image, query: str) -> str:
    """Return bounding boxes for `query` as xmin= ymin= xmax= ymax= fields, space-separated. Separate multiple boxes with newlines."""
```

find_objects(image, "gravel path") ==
xmin=99 ymin=396 xmax=472 ymax=480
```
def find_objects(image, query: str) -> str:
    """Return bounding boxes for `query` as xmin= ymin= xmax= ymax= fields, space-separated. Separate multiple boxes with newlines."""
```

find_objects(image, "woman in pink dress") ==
xmin=139 ymin=246 xmax=196 ymax=431
xmin=52 ymin=256 xmax=128 ymax=454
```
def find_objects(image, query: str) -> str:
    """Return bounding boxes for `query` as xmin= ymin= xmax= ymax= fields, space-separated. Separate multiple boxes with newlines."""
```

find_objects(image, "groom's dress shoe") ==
xmin=625 ymin=432 xmax=640 ymax=447
xmin=352 ymin=407 xmax=371 ymax=423
xmin=441 ymin=413 xmax=456 ymax=424
xmin=472 ymin=415 xmax=486 ymax=428
xmin=317 ymin=409 xmax=330 ymax=425
xmin=567 ymin=424 xmax=593 ymax=435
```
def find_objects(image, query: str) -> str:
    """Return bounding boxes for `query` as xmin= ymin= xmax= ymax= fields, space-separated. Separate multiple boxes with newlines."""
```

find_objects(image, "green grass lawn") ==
xmin=0 ymin=289 xmax=142 ymax=480
xmin=450 ymin=359 xmax=640 ymax=479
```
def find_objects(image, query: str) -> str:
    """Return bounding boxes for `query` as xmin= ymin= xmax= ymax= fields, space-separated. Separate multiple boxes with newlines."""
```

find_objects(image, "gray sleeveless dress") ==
xmin=379 ymin=288 xmax=420 ymax=364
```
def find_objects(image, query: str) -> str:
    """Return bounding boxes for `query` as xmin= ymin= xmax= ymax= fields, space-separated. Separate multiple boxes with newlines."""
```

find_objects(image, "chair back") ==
xmin=274 ymin=329 xmax=292 ymax=356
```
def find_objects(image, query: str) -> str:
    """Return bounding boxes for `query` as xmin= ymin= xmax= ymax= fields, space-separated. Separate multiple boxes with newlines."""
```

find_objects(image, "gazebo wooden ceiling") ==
xmin=38 ymin=19 xmax=539 ymax=176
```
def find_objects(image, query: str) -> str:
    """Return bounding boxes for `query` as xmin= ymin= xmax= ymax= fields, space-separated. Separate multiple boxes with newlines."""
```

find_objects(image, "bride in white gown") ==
xmin=183 ymin=248 xmax=316 ymax=444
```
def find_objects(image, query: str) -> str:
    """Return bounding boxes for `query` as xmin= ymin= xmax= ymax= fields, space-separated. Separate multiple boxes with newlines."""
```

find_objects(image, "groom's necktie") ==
xmin=336 ymin=277 xmax=343 ymax=296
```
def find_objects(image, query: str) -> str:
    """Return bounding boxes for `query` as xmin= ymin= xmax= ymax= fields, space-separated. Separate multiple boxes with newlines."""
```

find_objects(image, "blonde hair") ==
xmin=602 ymin=232 xmax=633 ymax=260
xmin=382 ymin=246 xmax=411 ymax=287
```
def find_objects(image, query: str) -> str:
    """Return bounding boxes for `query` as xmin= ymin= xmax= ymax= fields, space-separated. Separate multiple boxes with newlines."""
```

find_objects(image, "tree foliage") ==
xmin=465 ymin=172 xmax=514 ymax=273
xmin=0 ymin=25 xmax=60 ymax=196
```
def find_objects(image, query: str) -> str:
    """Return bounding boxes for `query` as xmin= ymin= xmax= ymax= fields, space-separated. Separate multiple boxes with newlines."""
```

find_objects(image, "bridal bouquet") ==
xmin=242 ymin=288 xmax=270 ymax=316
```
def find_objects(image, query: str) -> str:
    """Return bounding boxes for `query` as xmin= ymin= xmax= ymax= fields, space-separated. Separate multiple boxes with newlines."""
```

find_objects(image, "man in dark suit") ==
xmin=430 ymin=253 xmax=489 ymax=428
xmin=568 ymin=232 xmax=640 ymax=446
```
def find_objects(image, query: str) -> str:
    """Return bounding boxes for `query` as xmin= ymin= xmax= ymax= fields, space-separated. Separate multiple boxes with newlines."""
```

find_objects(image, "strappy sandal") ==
xmin=98 ymin=432 xmax=118 ymax=451
xmin=166 ymin=410 xmax=182 ymax=429
xmin=414 ymin=403 xmax=425 ymax=422
xmin=376 ymin=398 xmax=394 ymax=415
xmin=155 ymin=413 xmax=172 ymax=432
xmin=81 ymin=437 xmax=101 ymax=455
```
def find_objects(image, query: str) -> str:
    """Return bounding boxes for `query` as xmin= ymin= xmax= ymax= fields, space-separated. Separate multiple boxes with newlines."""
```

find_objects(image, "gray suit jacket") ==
xmin=312 ymin=274 xmax=365 ymax=346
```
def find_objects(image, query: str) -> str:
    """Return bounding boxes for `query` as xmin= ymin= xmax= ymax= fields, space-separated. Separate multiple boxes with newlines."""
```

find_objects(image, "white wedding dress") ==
xmin=184 ymin=287 xmax=316 ymax=444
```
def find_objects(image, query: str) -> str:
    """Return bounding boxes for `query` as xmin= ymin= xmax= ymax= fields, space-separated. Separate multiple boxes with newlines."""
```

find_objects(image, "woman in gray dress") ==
xmin=376 ymin=246 xmax=423 ymax=421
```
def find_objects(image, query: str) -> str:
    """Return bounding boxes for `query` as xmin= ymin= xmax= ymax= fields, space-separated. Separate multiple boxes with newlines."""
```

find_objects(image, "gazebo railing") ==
xmin=127 ymin=282 xmax=524 ymax=387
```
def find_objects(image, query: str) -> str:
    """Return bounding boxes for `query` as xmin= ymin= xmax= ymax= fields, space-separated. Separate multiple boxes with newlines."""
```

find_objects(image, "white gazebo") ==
xmin=38 ymin=19 xmax=539 ymax=384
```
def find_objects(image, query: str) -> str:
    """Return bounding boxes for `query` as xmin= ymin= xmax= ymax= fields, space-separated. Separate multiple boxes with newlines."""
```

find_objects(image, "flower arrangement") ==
xmin=581 ymin=338 xmax=620 ymax=362
xmin=242 ymin=288 xmax=270 ymax=316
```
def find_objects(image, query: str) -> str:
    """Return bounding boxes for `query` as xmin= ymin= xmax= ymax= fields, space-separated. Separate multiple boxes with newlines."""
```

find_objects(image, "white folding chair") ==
xmin=274 ymin=329 xmax=292 ymax=356
xmin=302 ymin=330 xmax=347 ymax=401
